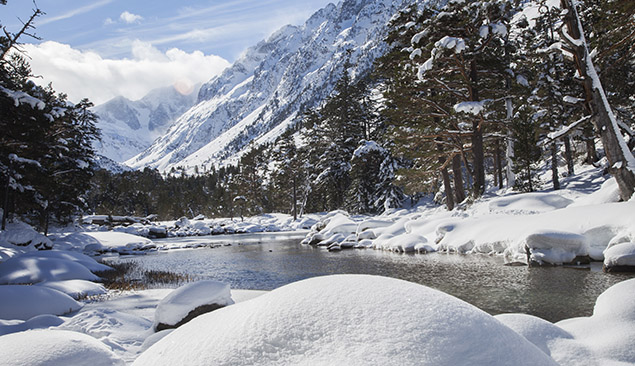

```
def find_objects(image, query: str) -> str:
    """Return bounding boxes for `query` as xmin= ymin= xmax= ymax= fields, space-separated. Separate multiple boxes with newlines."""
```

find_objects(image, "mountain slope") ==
xmin=93 ymin=84 xmax=200 ymax=163
xmin=126 ymin=0 xmax=414 ymax=173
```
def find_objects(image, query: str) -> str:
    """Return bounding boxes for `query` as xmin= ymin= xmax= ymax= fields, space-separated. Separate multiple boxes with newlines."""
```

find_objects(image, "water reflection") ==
xmin=104 ymin=234 xmax=634 ymax=322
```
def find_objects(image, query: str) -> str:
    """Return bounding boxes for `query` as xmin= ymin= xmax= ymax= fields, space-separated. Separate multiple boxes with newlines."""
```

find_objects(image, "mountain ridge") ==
xmin=125 ymin=0 xmax=415 ymax=173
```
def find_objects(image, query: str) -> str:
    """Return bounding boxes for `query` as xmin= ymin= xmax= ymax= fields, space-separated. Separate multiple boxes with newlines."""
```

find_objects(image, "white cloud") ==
xmin=120 ymin=11 xmax=143 ymax=24
xmin=22 ymin=41 xmax=230 ymax=104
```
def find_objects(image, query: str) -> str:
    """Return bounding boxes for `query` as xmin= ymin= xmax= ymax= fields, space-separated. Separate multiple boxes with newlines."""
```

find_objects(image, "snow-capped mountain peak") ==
xmin=93 ymin=84 xmax=200 ymax=163
xmin=126 ymin=0 xmax=412 ymax=173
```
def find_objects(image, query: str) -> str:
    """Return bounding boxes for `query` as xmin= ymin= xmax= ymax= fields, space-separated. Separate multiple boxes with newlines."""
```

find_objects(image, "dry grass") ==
xmin=95 ymin=260 xmax=191 ymax=290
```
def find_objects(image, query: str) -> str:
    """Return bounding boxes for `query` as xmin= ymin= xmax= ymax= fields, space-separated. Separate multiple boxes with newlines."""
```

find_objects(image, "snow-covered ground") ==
xmin=1 ymin=164 xmax=635 ymax=364
xmin=304 ymin=165 xmax=635 ymax=269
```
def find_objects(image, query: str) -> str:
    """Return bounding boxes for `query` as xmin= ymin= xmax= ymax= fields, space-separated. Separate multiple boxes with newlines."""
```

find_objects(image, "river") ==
xmin=102 ymin=232 xmax=635 ymax=322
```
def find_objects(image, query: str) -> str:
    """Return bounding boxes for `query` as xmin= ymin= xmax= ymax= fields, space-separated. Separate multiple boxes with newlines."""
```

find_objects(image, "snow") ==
xmin=153 ymin=280 xmax=234 ymax=330
xmin=303 ymin=166 xmax=634 ymax=264
xmin=0 ymin=314 xmax=64 ymax=336
xmin=134 ymin=275 xmax=558 ymax=366
xmin=0 ymin=85 xmax=46 ymax=110
xmin=525 ymin=231 xmax=589 ymax=265
xmin=352 ymin=140 xmax=385 ymax=157
xmin=0 ymin=285 xmax=82 ymax=320
xmin=603 ymin=242 xmax=635 ymax=268
xmin=0 ymin=254 xmax=101 ymax=284
xmin=454 ymin=100 xmax=489 ymax=115
xmin=0 ymin=221 xmax=52 ymax=255
xmin=36 ymin=279 xmax=107 ymax=300
xmin=557 ymin=278 xmax=635 ymax=365
xmin=0 ymin=329 xmax=125 ymax=366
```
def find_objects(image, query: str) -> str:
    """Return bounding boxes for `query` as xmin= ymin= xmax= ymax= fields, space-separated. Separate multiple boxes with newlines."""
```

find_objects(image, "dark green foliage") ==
xmin=87 ymin=166 xmax=239 ymax=220
xmin=511 ymin=106 xmax=542 ymax=192
xmin=1 ymin=4 xmax=99 ymax=230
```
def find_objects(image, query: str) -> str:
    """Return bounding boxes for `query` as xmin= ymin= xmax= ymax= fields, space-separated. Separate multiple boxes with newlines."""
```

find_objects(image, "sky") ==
xmin=1 ymin=0 xmax=333 ymax=104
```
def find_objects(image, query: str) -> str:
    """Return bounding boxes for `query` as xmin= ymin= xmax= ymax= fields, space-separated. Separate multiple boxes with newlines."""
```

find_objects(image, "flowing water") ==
xmin=103 ymin=232 xmax=635 ymax=322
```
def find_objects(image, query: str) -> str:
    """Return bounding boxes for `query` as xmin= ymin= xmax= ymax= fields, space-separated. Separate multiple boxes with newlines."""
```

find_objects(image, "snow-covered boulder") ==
xmin=0 ymin=329 xmax=124 ymax=366
xmin=135 ymin=275 xmax=557 ymax=366
xmin=18 ymin=250 xmax=112 ymax=272
xmin=558 ymin=278 xmax=635 ymax=365
xmin=0 ymin=314 xmax=64 ymax=336
xmin=153 ymin=280 xmax=234 ymax=331
xmin=0 ymin=285 xmax=82 ymax=320
xmin=0 ymin=255 xmax=100 ymax=284
xmin=321 ymin=213 xmax=358 ymax=236
xmin=488 ymin=192 xmax=573 ymax=214
xmin=603 ymin=242 xmax=635 ymax=272
xmin=0 ymin=221 xmax=52 ymax=251
xmin=495 ymin=313 xmax=593 ymax=365
xmin=35 ymin=279 xmax=107 ymax=299
xmin=148 ymin=225 xmax=168 ymax=238
xmin=382 ymin=233 xmax=428 ymax=253
xmin=524 ymin=231 xmax=590 ymax=265
xmin=84 ymin=232 xmax=156 ymax=253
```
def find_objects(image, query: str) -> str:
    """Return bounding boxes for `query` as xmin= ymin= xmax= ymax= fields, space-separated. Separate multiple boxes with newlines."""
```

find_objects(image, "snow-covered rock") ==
xmin=0 ymin=221 xmax=52 ymax=253
xmin=0 ymin=285 xmax=82 ymax=320
xmin=17 ymin=250 xmax=112 ymax=272
xmin=135 ymin=275 xmax=557 ymax=366
xmin=35 ymin=279 xmax=107 ymax=300
xmin=84 ymin=232 xmax=155 ymax=253
xmin=0 ymin=314 xmax=64 ymax=336
xmin=494 ymin=313 xmax=593 ymax=365
xmin=525 ymin=231 xmax=590 ymax=265
xmin=557 ymin=278 xmax=635 ymax=365
xmin=603 ymin=242 xmax=635 ymax=272
xmin=0 ymin=255 xmax=100 ymax=284
xmin=153 ymin=280 xmax=234 ymax=331
xmin=0 ymin=329 xmax=124 ymax=366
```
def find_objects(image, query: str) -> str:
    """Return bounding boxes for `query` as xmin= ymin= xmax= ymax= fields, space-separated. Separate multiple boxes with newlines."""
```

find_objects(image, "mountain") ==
xmin=126 ymin=0 xmax=416 ymax=173
xmin=93 ymin=84 xmax=200 ymax=163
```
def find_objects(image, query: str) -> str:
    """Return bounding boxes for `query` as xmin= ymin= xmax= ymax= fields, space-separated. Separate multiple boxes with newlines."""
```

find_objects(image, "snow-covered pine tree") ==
xmin=558 ymin=0 xmax=635 ymax=200
xmin=409 ymin=0 xmax=520 ymax=197
xmin=1 ymin=4 xmax=100 ymax=230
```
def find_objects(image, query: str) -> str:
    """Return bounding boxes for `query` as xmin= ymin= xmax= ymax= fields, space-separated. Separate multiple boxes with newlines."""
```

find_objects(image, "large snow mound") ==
xmin=0 ymin=254 xmax=100 ymax=284
xmin=153 ymin=280 xmax=234 ymax=330
xmin=0 ymin=221 xmax=52 ymax=251
xmin=135 ymin=275 xmax=557 ymax=366
xmin=0 ymin=314 xmax=64 ymax=336
xmin=557 ymin=278 xmax=635 ymax=365
xmin=83 ymin=232 xmax=155 ymax=252
xmin=488 ymin=192 xmax=573 ymax=214
xmin=36 ymin=279 xmax=107 ymax=299
xmin=603 ymin=242 xmax=635 ymax=269
xmin=0 ymin=285 xmax=82 ymax=320
xmin=0 ymin=329 xmax=124 ymax=366
xmin=17 ymin=250 xmax=112 ymax=272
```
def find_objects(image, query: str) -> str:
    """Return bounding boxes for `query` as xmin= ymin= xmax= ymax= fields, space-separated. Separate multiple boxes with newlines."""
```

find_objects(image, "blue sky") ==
xmin=2 ymin=0 xmax=333 ymax=103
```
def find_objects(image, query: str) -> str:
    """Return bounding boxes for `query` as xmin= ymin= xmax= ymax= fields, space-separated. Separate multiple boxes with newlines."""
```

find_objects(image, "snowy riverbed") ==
xmin=1 ymin=164 xmax=635 ymax=364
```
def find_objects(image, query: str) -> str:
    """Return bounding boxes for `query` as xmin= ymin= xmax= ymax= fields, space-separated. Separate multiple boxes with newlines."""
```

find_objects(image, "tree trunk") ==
xmin=564 ymin=136 xmax=575 ymax=175
xmin=437 ymin=141 xmax=454 ymax=210
xmin=561 ymin=0 xmax=635 ymax=201
xmin=551 ymin=143 xmax=560 ymax=190
xmin=2 ymin=175 xmax=9 ymax=231
xmin=441 ymin=167 xmax=454 ymax=210
xmin=292 ymin=175 xmax=297 ymax=221
xmin=494 ymin=139 xmax=504 ymax=189
xmin=470 ymin=60 xmax=485 ymax=196
xmin=584 ymin=126 xmax=599 ymax=164
xmin=452 ymin=154 xmax=466 ymax=204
